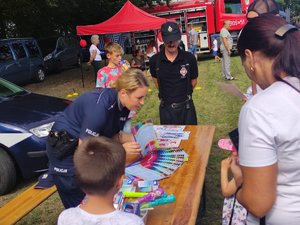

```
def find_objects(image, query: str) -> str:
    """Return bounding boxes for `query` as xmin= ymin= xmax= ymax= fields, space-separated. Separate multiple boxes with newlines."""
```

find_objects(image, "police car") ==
xmin=0 ymin=78 xmax=70 ymax=195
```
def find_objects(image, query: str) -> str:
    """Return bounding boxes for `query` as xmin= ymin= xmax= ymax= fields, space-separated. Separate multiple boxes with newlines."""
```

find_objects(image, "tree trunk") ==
xmin=0 ymin=15 xmax=7 ymax=38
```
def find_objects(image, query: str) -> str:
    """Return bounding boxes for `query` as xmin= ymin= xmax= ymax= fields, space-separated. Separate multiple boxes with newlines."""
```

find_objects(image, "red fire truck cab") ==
xmin=140 ymin=0 xmax=253 ymax=54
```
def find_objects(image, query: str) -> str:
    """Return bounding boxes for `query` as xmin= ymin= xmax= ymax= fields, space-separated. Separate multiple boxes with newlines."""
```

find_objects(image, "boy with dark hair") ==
xmin=57 ymin=136 xmax=144 ymax=225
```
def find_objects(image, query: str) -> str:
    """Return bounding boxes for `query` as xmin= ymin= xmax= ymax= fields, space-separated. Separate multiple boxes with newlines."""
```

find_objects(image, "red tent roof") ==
xmin=76 ymin=1 xmax=167 ymax=35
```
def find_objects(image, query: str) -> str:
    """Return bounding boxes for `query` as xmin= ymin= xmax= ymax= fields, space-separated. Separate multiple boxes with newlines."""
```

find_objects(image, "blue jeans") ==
xmin=189 ymin=44 xmax=197 ymax=55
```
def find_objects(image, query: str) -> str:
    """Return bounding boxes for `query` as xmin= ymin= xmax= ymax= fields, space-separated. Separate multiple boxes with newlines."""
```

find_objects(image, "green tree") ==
xmin=0 ymin=0 xmax=172 ymax=39
xmin=277 ymin=0 xmax=300 ymax=23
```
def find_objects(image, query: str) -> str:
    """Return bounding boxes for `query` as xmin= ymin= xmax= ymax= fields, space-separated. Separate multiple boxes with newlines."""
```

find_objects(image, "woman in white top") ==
xmin=145 ymin=40 xmax=157 ymax=58
xmin=88 ymin=35 xmax=102 ymax=81
xmin=231 ymin=14 xmax=300 ymax=225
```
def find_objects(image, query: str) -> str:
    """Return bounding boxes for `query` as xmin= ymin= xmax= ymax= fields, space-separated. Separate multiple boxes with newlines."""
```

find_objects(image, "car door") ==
xmin=54 ymin=37 xmax=68 ymax=68
xmin=0 ymin=42 xmax=30 ymax=84
xmin=24 ymin=40 xmax=44 ymax=79
xmin=0 ymin=43 xmax=15 ymax=81
xmin=65 ymin=36 xmax=80 ymax=65
xmin=60 ymin=37 xmax=77 ymax=67
xmin=10 ymin=42 xmax=30 ymax=83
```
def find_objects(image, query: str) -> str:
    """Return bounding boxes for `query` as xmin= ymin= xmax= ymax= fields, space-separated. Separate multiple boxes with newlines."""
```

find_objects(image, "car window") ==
xmin=25 ymin=41 xmax=40 ymax=57
xmin=57 ymin=38 xmax=65 ymax=50
xmin=0 ymin=78 xmax=26 ymax=98
xmin=0 ymin=44 xmax=14 ymax=62
xmin=12 ymin=43 xmax=27 ymax=59
xmin=38 ymin=37 xmax=58 ymax=56
xmin=64 ymin=36 xmax=77 ymax=47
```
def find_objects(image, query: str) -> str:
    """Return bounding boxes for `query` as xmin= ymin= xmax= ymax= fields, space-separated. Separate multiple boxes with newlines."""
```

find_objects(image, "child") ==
xmin=96 ymin=42 xmax=127 ymax=88
xmin=221 ymin=154 xmax=247 ymax=225
xmin=212 ymin=35 xmax=222 ymax=63
xmin=95 ymin=42 xmax=133 ymax=132
xmin=57 ymin=136 xmax=144 ymax=225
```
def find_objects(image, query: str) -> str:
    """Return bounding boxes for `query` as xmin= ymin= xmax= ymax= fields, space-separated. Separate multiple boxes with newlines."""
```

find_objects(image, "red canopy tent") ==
xmin=76 ymin=1 xmax=167 ymax=35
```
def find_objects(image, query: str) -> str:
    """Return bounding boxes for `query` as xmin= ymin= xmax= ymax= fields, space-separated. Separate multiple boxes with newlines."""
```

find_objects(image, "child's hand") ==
xmin=231 ymin=157 xmax=243 ymax=187
xmin=221 ymin=156 xmax=232 ymax=170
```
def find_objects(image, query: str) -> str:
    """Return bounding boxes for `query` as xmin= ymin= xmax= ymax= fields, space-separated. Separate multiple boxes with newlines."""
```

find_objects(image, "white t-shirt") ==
xmin=146 ymin=46 xmax=157 ymax=58
xmin=89 ymin=44 xmax=102 ymax=61
xmin=238 ymin=76 xmax=300 ymax=225
xmin=58 ymin=206 xmax=145 ymax=225
xmin=213 ymin=39 xmax=218 ymax=51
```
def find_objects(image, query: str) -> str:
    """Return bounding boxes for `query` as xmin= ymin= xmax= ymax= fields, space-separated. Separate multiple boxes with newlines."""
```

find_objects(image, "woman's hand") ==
xmin=119 ymin=131 xmax=135 ymax=143
xmin=122 ymin=141 xmax=141 ymax=154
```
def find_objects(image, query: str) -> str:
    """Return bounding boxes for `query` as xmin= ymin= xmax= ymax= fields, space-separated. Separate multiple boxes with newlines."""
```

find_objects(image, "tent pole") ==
xmin=80 ymin=57 xmax=84 ymax=88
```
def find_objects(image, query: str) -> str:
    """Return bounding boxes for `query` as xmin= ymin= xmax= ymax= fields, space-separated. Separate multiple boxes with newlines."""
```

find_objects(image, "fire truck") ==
xmin=135 ymin=0 xmax=253 ymax=54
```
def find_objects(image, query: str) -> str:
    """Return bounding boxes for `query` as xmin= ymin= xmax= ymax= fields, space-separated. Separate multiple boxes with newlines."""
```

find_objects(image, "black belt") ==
xmin=161 ymin=95 xmax=192 ymax=109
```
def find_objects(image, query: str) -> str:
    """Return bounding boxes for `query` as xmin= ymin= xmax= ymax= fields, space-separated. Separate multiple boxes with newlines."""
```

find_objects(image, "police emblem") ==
xmin=180 ymin=65 xmax=187 ymax=78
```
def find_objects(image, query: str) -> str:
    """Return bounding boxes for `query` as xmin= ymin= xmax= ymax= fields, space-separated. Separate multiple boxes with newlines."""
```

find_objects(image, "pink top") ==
xmin=96 ymin=65 xmax=122 ymax=88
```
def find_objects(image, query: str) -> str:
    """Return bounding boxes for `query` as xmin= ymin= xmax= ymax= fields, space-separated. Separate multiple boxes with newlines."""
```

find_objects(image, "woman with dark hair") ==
xmin=130 ymin=49 xmax=146 ymax=71
xmin=231 ymin=14 xmax=300 ymax=225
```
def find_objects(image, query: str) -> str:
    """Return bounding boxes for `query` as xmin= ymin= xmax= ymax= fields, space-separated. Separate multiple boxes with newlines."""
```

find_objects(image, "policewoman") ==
xmin=46 ymin=68 xmax=149 ymax=208
xmin=149 ymin=22 xmax=198 ymax=125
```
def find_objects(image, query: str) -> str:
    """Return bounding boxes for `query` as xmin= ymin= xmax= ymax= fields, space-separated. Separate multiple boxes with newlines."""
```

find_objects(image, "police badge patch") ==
xmin=180 ymin=65 xmax=187 ymax=78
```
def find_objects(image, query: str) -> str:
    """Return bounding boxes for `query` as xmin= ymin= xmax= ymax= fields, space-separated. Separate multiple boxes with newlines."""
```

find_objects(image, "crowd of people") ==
xmin=42 ymin=0 xmax=300 ymax=224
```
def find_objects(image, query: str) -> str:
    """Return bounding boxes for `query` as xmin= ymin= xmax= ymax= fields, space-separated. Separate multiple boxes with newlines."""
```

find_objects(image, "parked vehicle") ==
xmin=0 ymin=78 xmax=71 ymax=195
xmin=0 ymin=38 xmax=45 ymax=84
xmin=41 ymin=35 xmax=81 ymax=73
xmin=141 ymin=0 xmax=254 ymax=54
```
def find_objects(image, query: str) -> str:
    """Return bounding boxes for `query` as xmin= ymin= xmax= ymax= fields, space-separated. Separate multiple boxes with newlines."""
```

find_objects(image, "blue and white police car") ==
xmin=0 ymin=78 xmax=70 ymax=195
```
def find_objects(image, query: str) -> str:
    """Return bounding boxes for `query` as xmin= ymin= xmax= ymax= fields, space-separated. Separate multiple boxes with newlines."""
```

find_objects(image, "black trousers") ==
xmin=91 ymin=60 xmax=102 ymax=82
xmin=159 ymin=99 xmax=197 ymax=125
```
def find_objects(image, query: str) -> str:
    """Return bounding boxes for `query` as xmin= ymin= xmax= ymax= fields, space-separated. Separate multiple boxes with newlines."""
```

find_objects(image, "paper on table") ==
xmin=217 ymin=82 xmax=245 ymax=100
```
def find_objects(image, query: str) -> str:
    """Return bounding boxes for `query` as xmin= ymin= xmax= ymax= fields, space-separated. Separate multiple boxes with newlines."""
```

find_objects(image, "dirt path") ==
xmin=23 ymin=64 xmax=96 ymax=99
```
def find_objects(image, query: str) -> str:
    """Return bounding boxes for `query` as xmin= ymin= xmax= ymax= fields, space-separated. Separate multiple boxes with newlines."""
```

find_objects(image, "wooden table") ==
xmin=146 ymin=125 xmax=215 ymax=225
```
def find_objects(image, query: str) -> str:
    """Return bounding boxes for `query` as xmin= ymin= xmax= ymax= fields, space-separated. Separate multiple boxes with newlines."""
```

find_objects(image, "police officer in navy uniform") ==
xmin=46 ymin=69 xmax=149 ymax=208
xmin=149 ymin=22 xmax=198 ymax=125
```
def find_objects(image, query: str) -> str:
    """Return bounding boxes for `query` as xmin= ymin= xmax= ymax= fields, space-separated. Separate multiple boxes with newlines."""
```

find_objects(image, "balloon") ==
xmin=79 ymin=39 xmax=87 ymax=48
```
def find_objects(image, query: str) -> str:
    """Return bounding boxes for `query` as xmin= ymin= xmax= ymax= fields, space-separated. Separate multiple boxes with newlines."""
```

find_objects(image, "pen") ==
xmin=140 ymin=207 xmax=154 ymax=211
xmin=123 ymin=191 xmax=148 ymax=198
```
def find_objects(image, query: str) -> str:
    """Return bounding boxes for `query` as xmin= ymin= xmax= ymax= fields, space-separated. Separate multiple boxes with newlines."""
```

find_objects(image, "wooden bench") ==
xmin=0 ymin=184 xmax=57 ymax=225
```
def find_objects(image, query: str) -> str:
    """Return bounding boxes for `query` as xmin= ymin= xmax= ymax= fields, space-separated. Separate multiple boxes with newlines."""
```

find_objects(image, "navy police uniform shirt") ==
xmin=149 ymin=48 xmax=198 ymax=104
xmin=47 ymin=88 xmax=130 ymax=175
xmin=52 ymin=88 xmax=129 ymax=139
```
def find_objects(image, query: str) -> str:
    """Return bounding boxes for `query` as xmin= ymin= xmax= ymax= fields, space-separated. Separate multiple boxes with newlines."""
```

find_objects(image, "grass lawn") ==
xmin=1 ymin=55 xmax=250 ymax=225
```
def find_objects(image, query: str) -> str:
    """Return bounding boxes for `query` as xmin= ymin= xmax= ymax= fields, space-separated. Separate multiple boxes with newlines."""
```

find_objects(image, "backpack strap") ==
xmin=228 ymin=195 xmax=237 ymax=225
xmin=229 ymin=185 xmax=243 ymax=225
xmin=260 ymin=217 xmax=266 ymax=225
